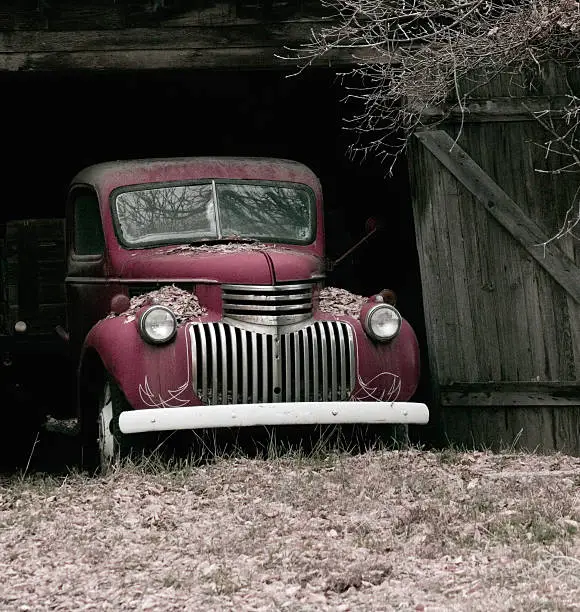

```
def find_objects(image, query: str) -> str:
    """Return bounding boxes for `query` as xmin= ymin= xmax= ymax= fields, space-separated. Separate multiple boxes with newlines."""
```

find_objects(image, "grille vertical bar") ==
xmin=261 ymin=334 xmax=269 ymax=403
xmin=338 ymin=323 xmax=347 ymax=398
xmin=199 ymin=325 xmax=208 ymax=401
xmin=240 ymin=329 xmax=248 ymax=403
xmin=228 ymin=325 xmax=238 ymax=404
xmin=329 ymin=323 xmax=338 ymax=401
xmin=311 ymin=326 xmax=319 ymax=402
xmin=303 ymin=329 xmax=310 ymax=402
xmin=251 ymin=331 xmax=259 ymax=403
xmin=218 ymin=323 xmax=228 ymax=403
xmin=189 ymin=321 xmax=355 ymax=405
xmin=284 ymin=334 xmax=291 ymax=401
xmin=208 ymin=323 xmax=218 ymax=405
xmin=319 ymin=324 xmax=328 ymax=401
xmin=293 ymin=332 xmax=300 ymax=400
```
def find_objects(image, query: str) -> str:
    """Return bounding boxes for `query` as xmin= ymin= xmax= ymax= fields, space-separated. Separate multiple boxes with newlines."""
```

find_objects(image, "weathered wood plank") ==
xmin=408 ymin=138 xmax=457 ymax=384
xmin=447 ymin=406 xmax=580 ymax=454
xmin=441 ymin=382 xmax=580 ymax=407
xmin=453 ymin=182 xmax=503 ymax=381
xmin=456 ymin=121 xmax=578 ymax=381
xmin=459 ymin=63 xmax=577 ymax=100
xmin=420 ymin=96 xmax=573 ymax=123
xmin=49 ymin=6 xmax=126 ymax=31
xmin=455 ymin=124 xmax=532 ymax=380
xmin=439 ymin=169 xmax=479 ymax=380
xmin=0 ymin=45 xmax=378 ymax=71
xmin=0 ymin=22 xmax=324 ymax=53
xmin=415 ymin=130 xmax=580 ymax=305
xmin=0 ymin=0 xmax=328 ymax=30
xmin=474 ymin=125 xmax=535 ymax=380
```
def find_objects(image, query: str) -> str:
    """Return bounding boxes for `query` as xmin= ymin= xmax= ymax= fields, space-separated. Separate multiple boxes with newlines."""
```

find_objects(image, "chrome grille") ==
xmin=222 ymin=283 xmax=313 ymax=325
xmin=189 ymin=321 xmax=355 ymax=404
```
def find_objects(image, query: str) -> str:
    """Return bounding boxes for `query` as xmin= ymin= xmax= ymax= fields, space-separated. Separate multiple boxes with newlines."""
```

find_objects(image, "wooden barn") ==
xmin=409 ymin=67 xmax=580 ymax=455
xmin=0 ymin=0 xmax=578 ymax=453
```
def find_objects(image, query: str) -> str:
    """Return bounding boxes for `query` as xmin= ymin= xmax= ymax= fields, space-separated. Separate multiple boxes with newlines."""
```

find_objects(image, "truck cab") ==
xmin=64 ymin=157 xmax=428 ymax=467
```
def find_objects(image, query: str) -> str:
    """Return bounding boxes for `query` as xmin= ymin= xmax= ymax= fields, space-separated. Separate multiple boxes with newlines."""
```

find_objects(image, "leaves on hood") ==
xmin=111 ymin=285 xmax=207 ymax=323
xmin=319 ymin=287 xmax=368 ymax=317
xmin=162 ymin=242 xmax=268 ymax=255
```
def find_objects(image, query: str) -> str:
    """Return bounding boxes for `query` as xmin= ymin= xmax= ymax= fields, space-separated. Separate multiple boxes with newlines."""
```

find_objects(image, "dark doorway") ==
xmin=1 ymin=67 xmax=432 ymax=430
xmin=3 ymin=68 xmax=416 ymax=290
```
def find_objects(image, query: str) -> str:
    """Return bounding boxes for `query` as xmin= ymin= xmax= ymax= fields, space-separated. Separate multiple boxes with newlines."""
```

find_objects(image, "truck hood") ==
xmin=118 ymin=246 xmax=324 ymax=285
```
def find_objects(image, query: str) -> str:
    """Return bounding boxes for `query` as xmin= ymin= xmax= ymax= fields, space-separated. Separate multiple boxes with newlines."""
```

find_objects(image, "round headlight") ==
xmin=139 ymin=306 xmax=177 ymax=344
xmin=363 ymin=304 xmax=402 ymax=342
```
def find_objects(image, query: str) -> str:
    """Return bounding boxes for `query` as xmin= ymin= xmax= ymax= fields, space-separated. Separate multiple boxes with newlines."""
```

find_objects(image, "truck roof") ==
xmin=71 ymin=157 xmax=322 ymax=194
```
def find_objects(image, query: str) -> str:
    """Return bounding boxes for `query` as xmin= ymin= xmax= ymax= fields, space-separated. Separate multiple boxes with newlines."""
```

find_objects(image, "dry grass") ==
xmin=1 ymin=447 xmax=579 ymax=611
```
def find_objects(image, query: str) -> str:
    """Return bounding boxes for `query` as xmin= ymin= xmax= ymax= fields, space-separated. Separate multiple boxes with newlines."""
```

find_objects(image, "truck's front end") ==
xmin=70 ymin=158 xmax=428 ymax=466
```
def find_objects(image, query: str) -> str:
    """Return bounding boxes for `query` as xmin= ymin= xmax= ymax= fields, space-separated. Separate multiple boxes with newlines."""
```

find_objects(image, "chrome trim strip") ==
xmin=262 ymin=333 xmax=269 ymax=403
xmin=329 ymin=322 xmax=338 ymax=401
xmin=251 ymin=331 xmax=259 ymax=404
xmin=272 ymin=335 xmax=281 ymax=404
xmin=240 ymin=329 xmax=248 ymax=403
xmin=338 ymin=322 xmax=347 ymax=397
xmin=303 ymin=328 xmax=310 ymax=402
xmin=199 ymin=324 xmax=208 ymax=401
xmin=224 ymin=313 xmax=312 ymax=326
xmin=319 ymin=323 xmax=328 ymax=402
xmin=222 ymin=283 xmax=314 ymax=292
xmin=223 ymin=292 xmax=312 ymax=302
xmin=311 ymin=326 xmax=319 ymax=401
xmin=348 ymin=324 xmax=356 ymax=393
xmin=284 ymin=333 xmax=291 ymax=401
xmin=207 ymin=323 xmax=218 ymax=405
xmin=224 ymin=303 xmax=310 ymax=313
xmin=218 ymin=323 xmax=228 ymax=404
xmin=293 ymin=331 xmax=300 ymax=400
xmin=228 ymin=324 xmax=238 ymax=404
xmin=190 ymin=326 xmax=197 ymax=393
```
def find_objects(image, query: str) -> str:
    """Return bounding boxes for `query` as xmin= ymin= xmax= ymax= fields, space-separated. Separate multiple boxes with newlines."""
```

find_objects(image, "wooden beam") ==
xmin=416 ymin=130 xmax=580 ymax=304
xmin=441 ymin=382 xmax=580 ymax=407
xmin=420 ymin=96 xmax=572 ymax=123
xmin=0 ymin=23 xmax=390 ymax=71
xmin=0 ymin=23 xmax=322 ymax=53
xmin=0 ymin=48 xmax=370 ymax=72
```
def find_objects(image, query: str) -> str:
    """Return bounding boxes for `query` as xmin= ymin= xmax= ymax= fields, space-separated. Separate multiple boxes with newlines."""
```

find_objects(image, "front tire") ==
xmin=97 ymin=380 xmax=131 ymax=470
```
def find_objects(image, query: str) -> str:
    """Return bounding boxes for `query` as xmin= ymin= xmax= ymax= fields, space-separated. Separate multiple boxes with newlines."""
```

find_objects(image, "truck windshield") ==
xmin=113 ymin=181 xmax=315 ymax=247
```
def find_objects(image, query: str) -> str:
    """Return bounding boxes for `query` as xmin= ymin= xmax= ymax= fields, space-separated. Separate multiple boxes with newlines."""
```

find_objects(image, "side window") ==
xmin=73 ymin=190 xmax=105 ymax=256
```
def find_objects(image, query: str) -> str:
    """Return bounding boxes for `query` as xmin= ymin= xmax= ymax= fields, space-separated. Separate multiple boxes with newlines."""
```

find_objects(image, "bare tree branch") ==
xmin=280 ymin=0 xmax=580 ymax=237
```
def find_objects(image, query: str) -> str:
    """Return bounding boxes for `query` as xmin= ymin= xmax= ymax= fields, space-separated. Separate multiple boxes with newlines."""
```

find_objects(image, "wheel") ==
xmin=97 ymin=379 xmax=133 ymax=470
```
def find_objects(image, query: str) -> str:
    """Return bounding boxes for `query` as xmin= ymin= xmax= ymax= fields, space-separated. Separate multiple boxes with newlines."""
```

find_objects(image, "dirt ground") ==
xmin=0 ymin=448 xmax=579 ymax=611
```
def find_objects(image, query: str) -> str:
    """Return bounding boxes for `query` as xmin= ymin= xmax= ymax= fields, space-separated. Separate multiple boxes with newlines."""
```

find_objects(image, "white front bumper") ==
xmin=118 ymin=401 xmax=429 ymax=434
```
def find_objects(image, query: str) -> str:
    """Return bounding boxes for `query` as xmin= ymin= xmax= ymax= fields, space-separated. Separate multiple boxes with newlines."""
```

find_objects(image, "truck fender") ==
xmin=79 ymin=316 xmax=199 ymax=419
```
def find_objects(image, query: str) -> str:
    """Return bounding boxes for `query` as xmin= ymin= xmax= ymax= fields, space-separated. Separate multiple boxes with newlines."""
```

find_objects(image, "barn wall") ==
xmin=409 ymin=66 xmax=580 ymax=454
xmin=0 ymin=0 xmax=379 ymax=71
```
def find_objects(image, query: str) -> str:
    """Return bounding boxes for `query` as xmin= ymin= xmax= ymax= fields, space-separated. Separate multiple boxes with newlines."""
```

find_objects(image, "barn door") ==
xmin=409 ymin=127 xmax=580 ymax=453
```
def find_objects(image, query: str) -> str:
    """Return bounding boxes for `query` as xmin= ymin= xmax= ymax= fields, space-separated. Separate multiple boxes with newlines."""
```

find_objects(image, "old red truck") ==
xmin=2 ymin=157 xmax=428 ymax=468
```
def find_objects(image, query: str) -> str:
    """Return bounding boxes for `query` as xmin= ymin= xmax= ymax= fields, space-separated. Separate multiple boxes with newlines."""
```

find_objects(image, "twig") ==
xmin=20 ymin=431 xmax=40 ymax=481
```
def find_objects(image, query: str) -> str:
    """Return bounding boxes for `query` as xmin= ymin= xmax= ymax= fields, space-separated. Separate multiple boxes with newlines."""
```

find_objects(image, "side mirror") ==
xmin=331 ymin=217 xmax=383 ymax=270
xmin=364 ymin=217 xmax=383 ymax=233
